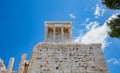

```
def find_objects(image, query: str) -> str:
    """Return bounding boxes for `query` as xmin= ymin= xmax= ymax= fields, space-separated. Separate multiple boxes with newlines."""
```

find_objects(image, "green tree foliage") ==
xmin=102 ymin=0 xmax=120 ymax=38
xmin=102 ymin=0 xmax=120 ymax=10
xmin=106 ymin=14 xmax=120 ymax=38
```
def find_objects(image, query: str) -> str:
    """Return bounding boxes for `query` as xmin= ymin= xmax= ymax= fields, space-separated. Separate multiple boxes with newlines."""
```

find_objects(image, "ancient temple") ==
xmin=0 ymin=21 xmax=108 ymax=73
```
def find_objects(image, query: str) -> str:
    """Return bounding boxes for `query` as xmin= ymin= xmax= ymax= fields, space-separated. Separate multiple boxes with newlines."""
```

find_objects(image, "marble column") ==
xmin=7 ymin=57 xmax=14 ymax=73
xmin=53 ymin=25 xmax=56 ymax=42
xmin=45 ymin=26 xmax=48 ymax=42
xmin=68 ymin=27 xmax=72 ymax=41
xmin=61 ymin=27 xmax=64 ymax=42
xmin=18 ymin=54 xmax=27 ymax=73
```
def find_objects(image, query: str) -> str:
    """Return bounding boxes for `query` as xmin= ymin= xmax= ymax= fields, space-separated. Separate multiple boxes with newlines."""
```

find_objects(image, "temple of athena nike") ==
xmin=0 ymin=21 xmax=108 ymax=73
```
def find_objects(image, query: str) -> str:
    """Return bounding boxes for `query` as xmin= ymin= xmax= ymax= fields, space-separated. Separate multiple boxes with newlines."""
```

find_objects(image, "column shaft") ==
xmin=7 ymin=58 xmax=14 ymax=73
xmin=61 ymin=27 xmax=64 ymax=42
xmin=18 ymin=54 xmax=27 ymax=73
xmin=68 ymin=28 xmax=72 ymax=41
xmin=53 ymin=26 xmax=56 ymax=42
xmin=45 ymin=27 xmax=48 ymax=42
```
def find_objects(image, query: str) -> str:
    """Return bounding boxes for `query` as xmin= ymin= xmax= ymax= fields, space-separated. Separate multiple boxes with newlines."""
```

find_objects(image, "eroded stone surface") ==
xmin=28 ymin=43 xmax=108 ymax=73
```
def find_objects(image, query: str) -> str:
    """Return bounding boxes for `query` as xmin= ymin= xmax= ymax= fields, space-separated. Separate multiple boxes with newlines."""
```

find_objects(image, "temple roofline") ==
xmin=44 ymin=21 xmax=72 ymax=24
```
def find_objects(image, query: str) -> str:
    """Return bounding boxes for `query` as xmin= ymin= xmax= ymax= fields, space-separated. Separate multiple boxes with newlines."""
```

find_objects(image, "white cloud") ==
xmin=73 ymin=13 xmax=120 ymax=50
xmin=94 ymin=4 xmax=101 ymax=17
xmin=73 ymin=21 xmax=110 ymax=49
xmin=94 ymin=4 xmax=106 ymax=18
xmin=107 ymin=13 xmax=119 ymax=22
xmin=74 ymin=14 xmax=119 ymax=49
xmin=107 ymin=58 xmax=120 ymax=65
xmin=69 ymin=13 xmax=76 ymax=19
xmin=85 ymin=18 xmax=90 ymax=23
xmin=86 ymin=21 xmax=99 ymax=30
xmin=81 ymin=23 xmax=109 ymax=49
xmin=74 ymin=29 xmax=84 ymax=42
xmin=101 ymin=9 xmax=106 ymax=16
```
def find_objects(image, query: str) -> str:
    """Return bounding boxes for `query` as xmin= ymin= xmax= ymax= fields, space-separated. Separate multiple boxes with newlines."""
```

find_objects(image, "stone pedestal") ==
xmin=28 ymin=42 xmax=108 ymax=73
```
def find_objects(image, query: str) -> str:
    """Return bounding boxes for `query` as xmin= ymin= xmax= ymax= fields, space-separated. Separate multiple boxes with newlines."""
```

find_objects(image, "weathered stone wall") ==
xmin=28 ymin=42 xmax=108 ymax=73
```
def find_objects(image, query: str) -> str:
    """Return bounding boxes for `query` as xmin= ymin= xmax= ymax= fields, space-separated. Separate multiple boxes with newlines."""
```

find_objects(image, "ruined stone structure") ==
xmin=0 ymin=21 xmax=108 ymax=73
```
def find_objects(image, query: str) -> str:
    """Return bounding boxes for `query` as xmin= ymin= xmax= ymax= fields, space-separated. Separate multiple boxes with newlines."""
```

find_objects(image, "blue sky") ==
xmin=0 ymin=0 xmax=120 ymax=73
